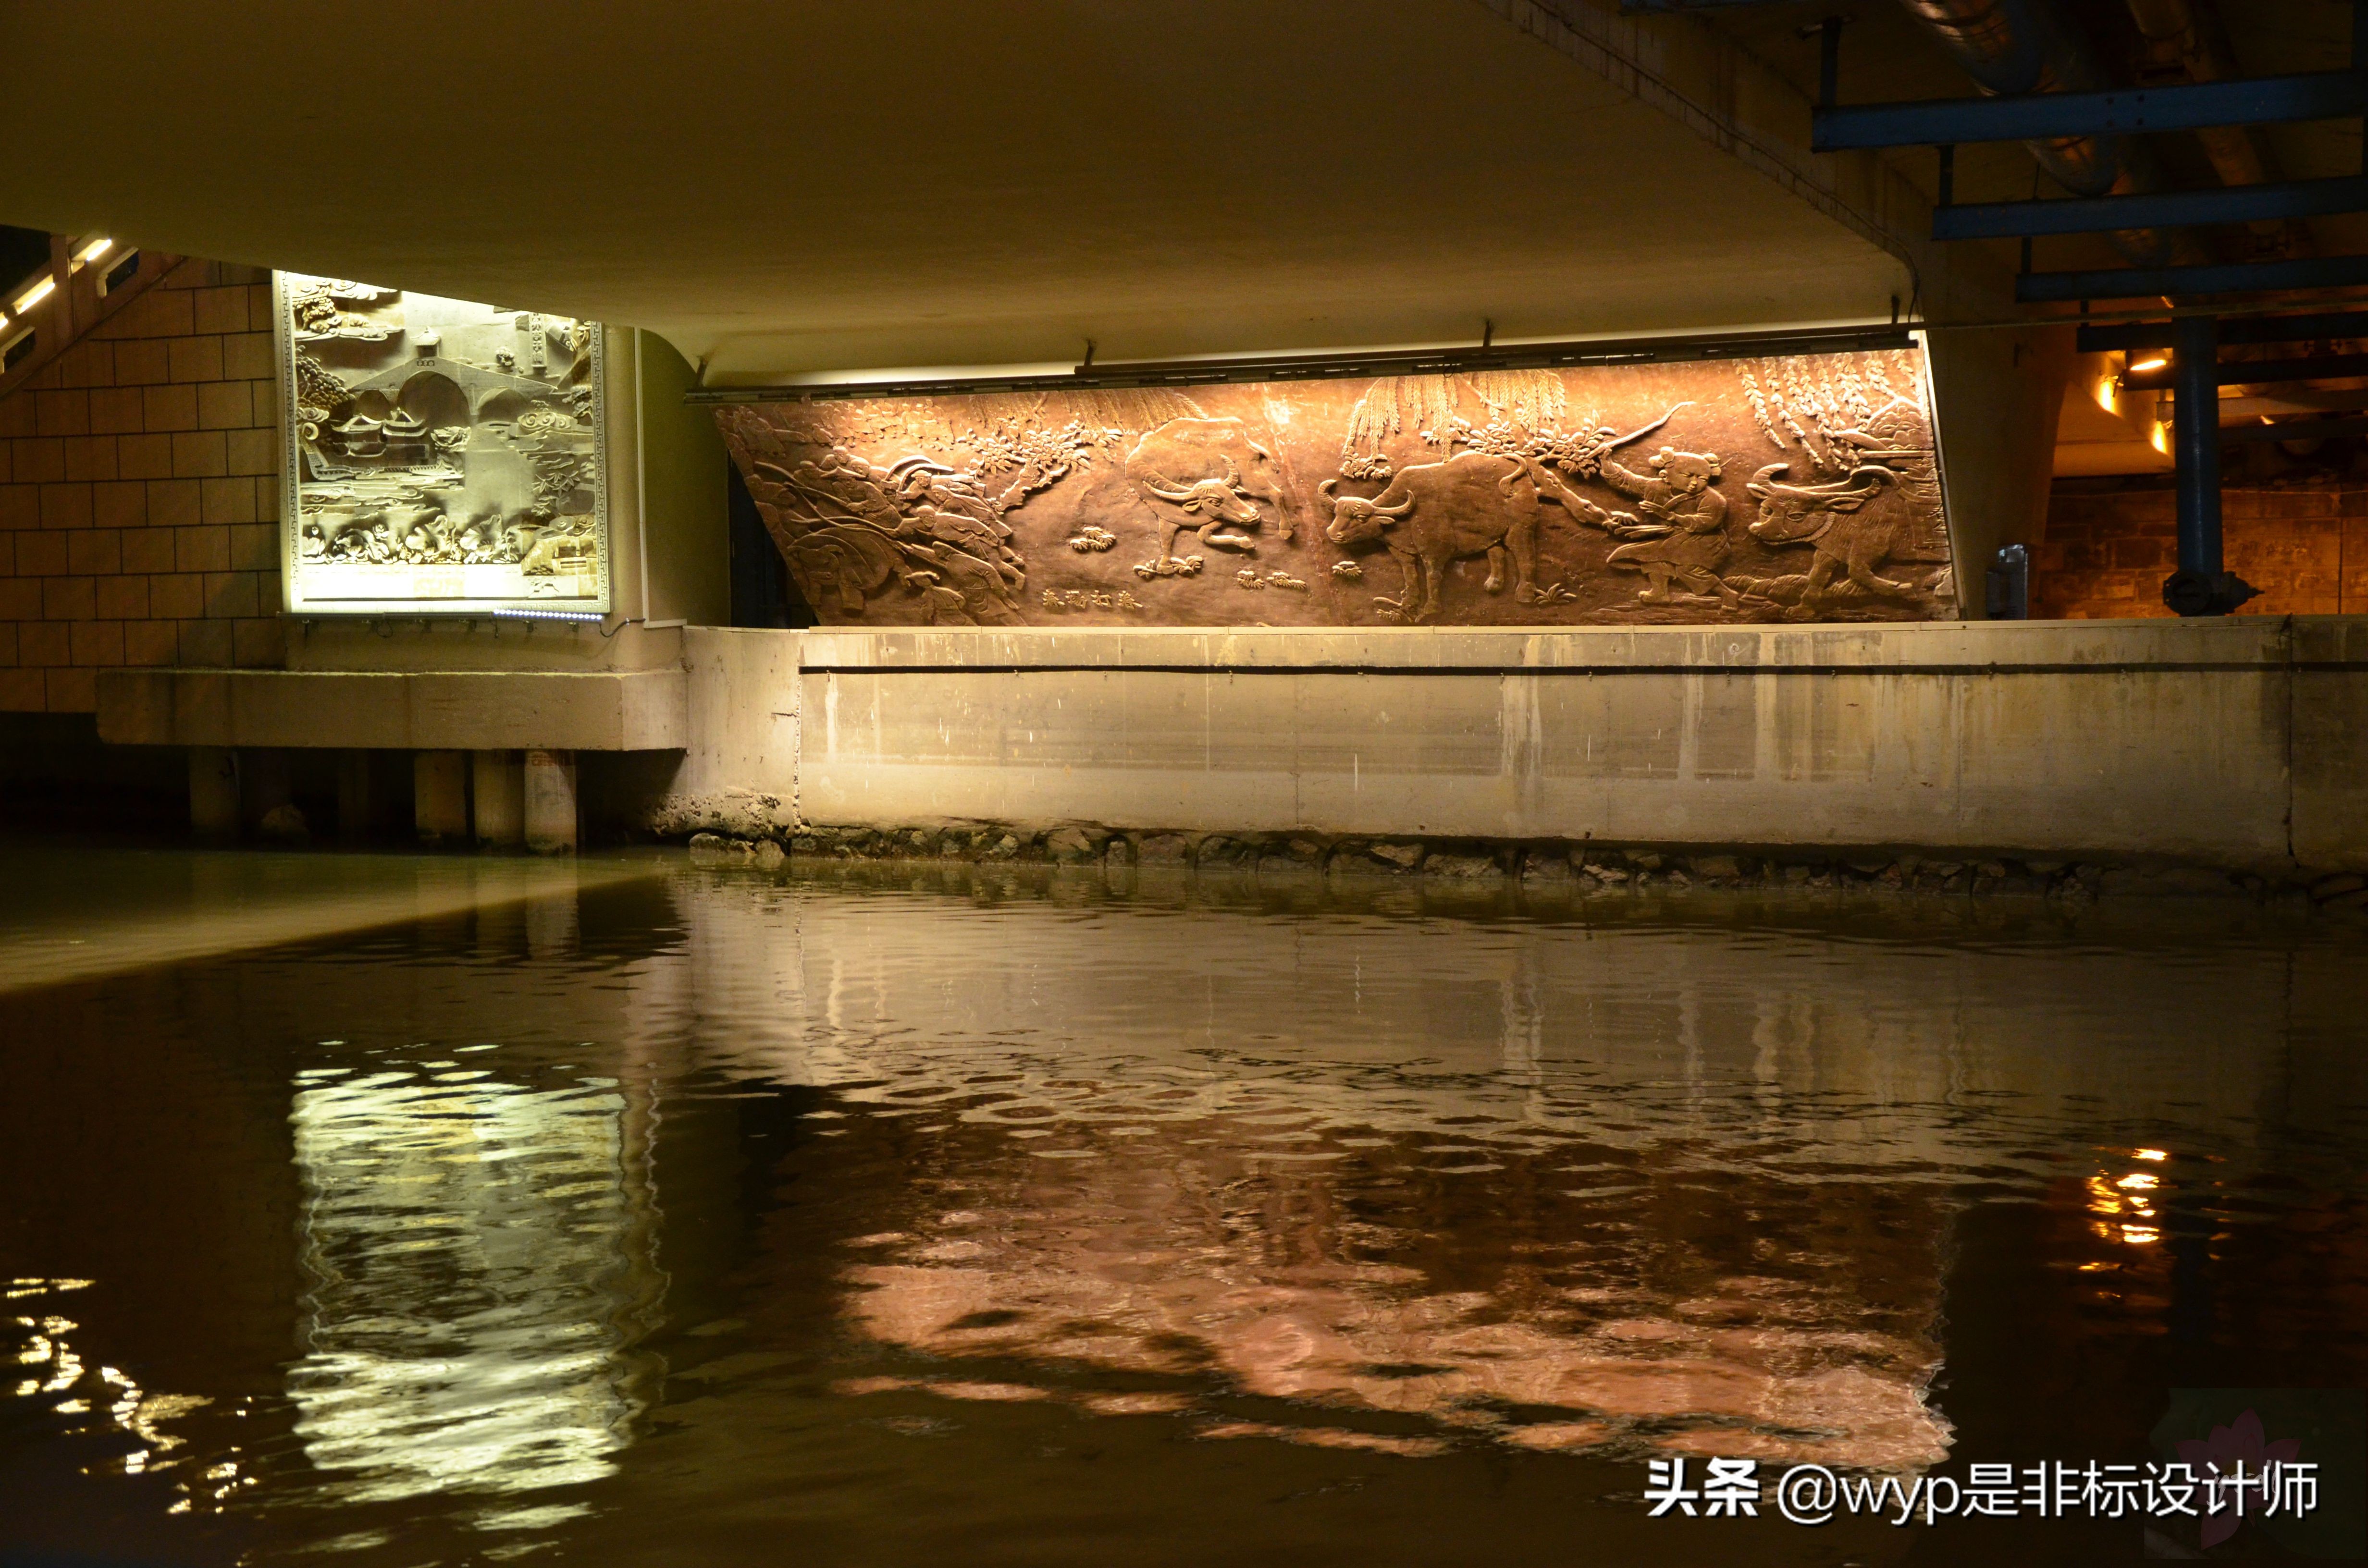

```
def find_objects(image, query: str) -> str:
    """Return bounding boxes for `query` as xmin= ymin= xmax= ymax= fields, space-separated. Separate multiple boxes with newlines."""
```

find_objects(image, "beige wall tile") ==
xmin=66 ymin=530 xmax=120 ymax=575
xmin=141 ymin=383 xmax=198 ymax=432
xmin=70 ymin=620 xmax=124 ymax=667
xmin=174 ymin=524 xmax=231 ymax=574
xmin=0 ymin=668 xmax=45 ymax=710
xmin=95 ymin=575 xmax=149 ymax=620
xmin=123 ymin=619 xmax=177 ymax=666
xmin=170 ymin=430 xmax=227 ymax=478
xmin=46 ymin=666 xmax=97 ymax=711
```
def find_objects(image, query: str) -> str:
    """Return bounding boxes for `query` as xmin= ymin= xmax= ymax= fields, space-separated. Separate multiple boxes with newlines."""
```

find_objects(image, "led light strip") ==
xmin=686 ymin=324 xmax=1921 ymax=405
xmin=487 ymin=608 xmax=605 ymax=623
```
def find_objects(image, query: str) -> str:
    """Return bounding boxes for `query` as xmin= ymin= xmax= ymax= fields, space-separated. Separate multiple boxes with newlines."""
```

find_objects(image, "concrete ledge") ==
xmin=95 ymin=668 xmax=688 ymax=752
xmin=796 ymin=617 xmax=2322 ymax=674
xmin=739 ymin=617 xmax=2368 ymax=874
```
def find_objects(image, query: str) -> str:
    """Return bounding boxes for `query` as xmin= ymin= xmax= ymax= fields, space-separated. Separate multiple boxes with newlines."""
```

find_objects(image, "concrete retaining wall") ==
xmin=648 ymin=618 xmax=2368 ymax=876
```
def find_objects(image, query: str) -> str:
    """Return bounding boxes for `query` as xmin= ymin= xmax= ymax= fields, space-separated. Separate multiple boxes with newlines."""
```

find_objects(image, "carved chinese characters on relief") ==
xmin=714 ymin=349 xmax=1955 ymax=628
xmin=277 ymin=275 xmax=609 ymax=613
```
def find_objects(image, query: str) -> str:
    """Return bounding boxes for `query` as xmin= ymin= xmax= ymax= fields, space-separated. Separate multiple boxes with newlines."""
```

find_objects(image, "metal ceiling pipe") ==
xmin=1892 ymin=0 xmax=2176 ymax=263
xmin=2122 ymin=0 xmax=2311 ymax=257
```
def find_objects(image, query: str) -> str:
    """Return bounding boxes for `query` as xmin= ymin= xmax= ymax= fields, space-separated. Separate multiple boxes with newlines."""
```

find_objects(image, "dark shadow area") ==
xmin=728 ymin=456 xmax=812 ymax=628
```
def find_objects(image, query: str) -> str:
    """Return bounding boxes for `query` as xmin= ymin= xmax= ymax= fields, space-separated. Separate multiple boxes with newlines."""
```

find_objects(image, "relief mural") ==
xmin=715 ymin=346 xmax=1956 ymax=628
xmin=275 ymin=275 xmax=610 ymax=614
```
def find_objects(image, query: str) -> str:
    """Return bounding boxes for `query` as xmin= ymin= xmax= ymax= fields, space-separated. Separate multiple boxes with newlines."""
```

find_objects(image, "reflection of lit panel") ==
xmin=287 ymin=1068 xmax=654 ymax=1504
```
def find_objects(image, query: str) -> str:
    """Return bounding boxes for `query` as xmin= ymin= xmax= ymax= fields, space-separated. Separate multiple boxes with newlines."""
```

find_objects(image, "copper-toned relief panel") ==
xmin=715 ymin=348 xmax=1956 ymax=628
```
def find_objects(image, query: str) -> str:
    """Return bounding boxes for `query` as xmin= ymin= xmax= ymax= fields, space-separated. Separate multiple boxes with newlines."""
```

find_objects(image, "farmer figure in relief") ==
xmin=1586 ymin=447 xmax=1739 ymax=607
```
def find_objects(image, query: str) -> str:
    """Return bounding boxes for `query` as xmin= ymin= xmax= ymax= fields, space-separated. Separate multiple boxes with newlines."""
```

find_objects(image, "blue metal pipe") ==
xmin=2173 ymin=314 xmax=2223 ymax=581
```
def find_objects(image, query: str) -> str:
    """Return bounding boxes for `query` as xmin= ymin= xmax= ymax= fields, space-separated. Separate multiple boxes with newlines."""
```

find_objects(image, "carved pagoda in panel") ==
xmin=275 ymin=275 xmax=611 ymax=615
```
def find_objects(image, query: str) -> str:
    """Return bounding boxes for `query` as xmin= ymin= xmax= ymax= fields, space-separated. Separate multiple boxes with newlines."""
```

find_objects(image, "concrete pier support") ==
xmin=189 ymin=747 xmax=239 ymax=845
xmin=336 ymin=750 xmax=373 ymax=841
xmin=524 ymin=749 xmax=578 ymax=855
xmin=414 ymin=750 xmax=469 ymax=846
xmin=239 ymin=747 xmax=292 ymax=832
xmin=472 ymin=750 xmax=525 ymax=849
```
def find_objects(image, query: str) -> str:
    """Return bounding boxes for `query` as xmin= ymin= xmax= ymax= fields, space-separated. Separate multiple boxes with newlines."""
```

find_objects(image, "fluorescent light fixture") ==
xmin=73 ymin=237 xmax=113 ymax=267
xmin=2127 ymin=355 xmax=2168 ymax=373
xmin=489 ymin=608 xmax=604 ymax=623
xmin=11 ymin=276 xmax=55 ymax=314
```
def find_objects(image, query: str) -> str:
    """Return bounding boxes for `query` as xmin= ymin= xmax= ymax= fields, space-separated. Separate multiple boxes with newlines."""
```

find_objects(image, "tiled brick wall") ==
xmin=2036 ymin=483 xmax=2368 ymax=619
xmin=0 ymin=259 xmax=284 ymax=713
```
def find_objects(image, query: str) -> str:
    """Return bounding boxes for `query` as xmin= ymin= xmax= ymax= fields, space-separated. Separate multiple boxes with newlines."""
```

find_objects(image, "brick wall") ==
xmin=2036 ymin=482 xmax=2368 ymax=619
xmin=0 ymin=259 xmax=285 ymax=713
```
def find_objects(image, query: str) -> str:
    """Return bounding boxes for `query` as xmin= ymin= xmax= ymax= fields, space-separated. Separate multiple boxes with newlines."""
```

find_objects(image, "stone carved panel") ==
xmin=275 ymin=275 xmax=610 ymax=615
xmin=717 ymin=346 xmax=1956 ymax=628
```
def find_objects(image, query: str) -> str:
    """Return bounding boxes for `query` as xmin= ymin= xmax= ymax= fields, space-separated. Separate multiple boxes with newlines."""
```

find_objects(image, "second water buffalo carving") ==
xmin=1320 ymin=451 xmax=1553 ymax=620
xmin=1113 ymin=416 xmax=1293 ymax=576
xmin=715 ymin=349 xmax=1956 ymax=629
xmin=1742 ymin=462 xmax=1925 ymax=615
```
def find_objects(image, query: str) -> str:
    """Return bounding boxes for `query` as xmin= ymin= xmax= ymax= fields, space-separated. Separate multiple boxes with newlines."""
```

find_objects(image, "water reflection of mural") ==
xmin=654 ymin=870 xmax=2357 ymax=1473
xmin=714 ymin=345 xmax=1955 ymax=629
xmin=1 ymin=855 xmax=2362 ymax=1564
xmin=832 ymin=1131 xmax=1953 ymax=1469
xmin=285 ymin=1064 xmax=661 ymax=1512
xmin=275 ymin=276 xmax=610 ymax=614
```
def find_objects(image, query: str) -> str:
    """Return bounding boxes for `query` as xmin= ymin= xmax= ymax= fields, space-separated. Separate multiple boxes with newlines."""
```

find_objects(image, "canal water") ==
xmin=0 ymin=843 xmax=2362 ymax=1565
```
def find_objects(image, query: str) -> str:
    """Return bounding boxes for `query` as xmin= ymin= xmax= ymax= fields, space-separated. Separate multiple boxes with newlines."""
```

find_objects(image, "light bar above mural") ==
xmin=715 ymin=344 xmax=1955 ymax=629
xmin=275 ymin=275 xmax=610 ymax=615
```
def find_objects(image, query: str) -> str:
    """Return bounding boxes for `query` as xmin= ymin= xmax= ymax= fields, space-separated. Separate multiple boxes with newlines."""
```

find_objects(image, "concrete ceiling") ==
xmin=0 ymin=1 xmax=1916 ymax=381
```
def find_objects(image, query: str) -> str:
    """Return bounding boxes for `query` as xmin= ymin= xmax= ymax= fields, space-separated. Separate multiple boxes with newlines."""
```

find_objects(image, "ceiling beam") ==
xmin=1935 ymin=175 xmax=2368 ymax=241
xmin=2223 ymin=414 xmax=2368 ymax=441
xmin=1814 ymin=71 xmax=2368 ymax=151
xmin=2016 ymin=254 xmax=2368 ymax=303
xmin=2121 ymin=352 xmax=2368 ymax=391
xmin=2079 ymin=310 xmax=2368 ymax=352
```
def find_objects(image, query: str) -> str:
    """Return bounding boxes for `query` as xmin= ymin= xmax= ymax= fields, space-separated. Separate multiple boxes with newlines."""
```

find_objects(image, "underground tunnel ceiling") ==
xmin=0 ymin=0 xmax=1919 ymax=380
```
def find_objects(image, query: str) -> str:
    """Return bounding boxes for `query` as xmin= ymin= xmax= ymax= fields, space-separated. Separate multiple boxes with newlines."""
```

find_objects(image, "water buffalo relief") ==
xmin=714 ymin=348 xmax=1957 ymax=628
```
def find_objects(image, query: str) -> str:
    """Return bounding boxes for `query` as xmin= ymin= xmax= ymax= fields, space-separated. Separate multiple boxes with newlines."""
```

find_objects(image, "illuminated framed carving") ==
xmin=715 ymin=341 xmax=1955 ymax=628
xmin=274 ymin=274 xmax=612 ymax=615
